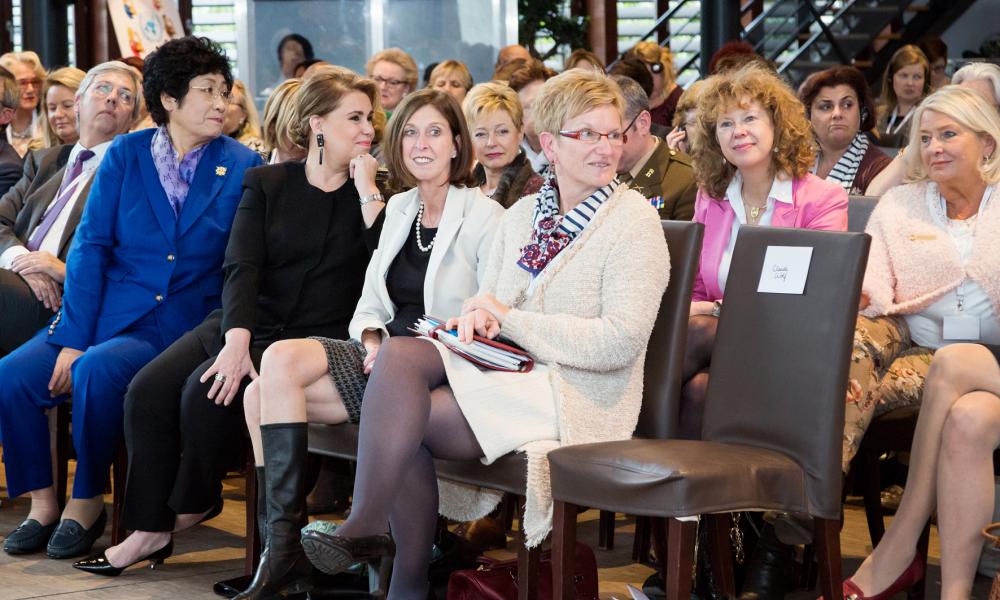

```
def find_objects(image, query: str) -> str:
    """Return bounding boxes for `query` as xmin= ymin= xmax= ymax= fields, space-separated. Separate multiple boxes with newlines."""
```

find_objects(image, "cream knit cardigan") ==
xmin=862 ymin=181 xmax=1000 ymax=318
xmin=437 ymin=184 xmax=670 ymax=547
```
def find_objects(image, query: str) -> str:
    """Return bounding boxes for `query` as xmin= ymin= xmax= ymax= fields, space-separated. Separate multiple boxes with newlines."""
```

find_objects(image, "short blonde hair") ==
xmin=41 ymin=67 xmax=85 ymax=147
xmin=625 ymin=41 xmax=676 ymax=87
xmin=429 ymin=60 xmax=473 ymax=92
xmin=531 ymin=68 xmax=624 ymax=138
xmin=462 ymin=81 xmax=523 ymax=131
xmin=230 ymin=80 xmax=262 ymax=142
xmin=690 ymin=64 xmax=815 ymax=200
xmin=902 ymin=85 xmax=1000 ymax=185
xmin=366 ymin=48 xmax=418 ymax=91
xmin=262 ymin=78 xmax=302 ymax=153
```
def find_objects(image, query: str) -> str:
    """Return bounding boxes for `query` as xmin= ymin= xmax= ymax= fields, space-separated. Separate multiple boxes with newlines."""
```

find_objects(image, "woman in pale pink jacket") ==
xmin=837 ymin=86 xmax=1000 ymax=600
xmin=679 ymin=64 xmax=848 ymax=440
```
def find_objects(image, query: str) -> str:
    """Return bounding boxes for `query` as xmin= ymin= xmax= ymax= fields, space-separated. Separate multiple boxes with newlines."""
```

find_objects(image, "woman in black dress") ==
xmin=73 ymin=68 xmax=386 ymax=579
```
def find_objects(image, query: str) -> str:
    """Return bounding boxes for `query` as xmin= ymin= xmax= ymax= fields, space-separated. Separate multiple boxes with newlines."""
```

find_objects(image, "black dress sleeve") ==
xmin=220 ymin=166 xmax=270 ymax=338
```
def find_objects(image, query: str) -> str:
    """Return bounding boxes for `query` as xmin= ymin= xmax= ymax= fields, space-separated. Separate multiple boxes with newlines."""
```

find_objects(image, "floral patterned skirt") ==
xmin=842 ymin=314 xmax=934 ymax=471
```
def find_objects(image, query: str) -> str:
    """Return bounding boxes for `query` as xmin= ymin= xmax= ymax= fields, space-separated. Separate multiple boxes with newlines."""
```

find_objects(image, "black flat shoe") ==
xmin=72 ymin=539 xmax=174 ymax=577
xmin=47 ymin=509 xmax=108 ymax=559
xmin=3 ymin=519 xmax=58 ymax=555
xmin=300 ymin=530 xmax=394 ymax=576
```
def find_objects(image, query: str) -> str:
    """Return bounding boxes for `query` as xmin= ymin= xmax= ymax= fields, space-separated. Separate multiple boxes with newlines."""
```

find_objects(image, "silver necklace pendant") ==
xmin=415 ymin=201 xmax=436 ymax=252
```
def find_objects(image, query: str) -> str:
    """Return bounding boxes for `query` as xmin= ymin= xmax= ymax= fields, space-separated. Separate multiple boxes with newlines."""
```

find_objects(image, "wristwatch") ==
xmin=711 ymin=300 xmax=723 ymax=318
xmin=359 ymin=192 xmax=384 ymax=205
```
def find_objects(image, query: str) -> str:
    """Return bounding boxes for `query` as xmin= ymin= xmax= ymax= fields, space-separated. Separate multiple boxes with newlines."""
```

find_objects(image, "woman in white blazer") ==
xmin=236 ymin=89 xmax=503 ymax=599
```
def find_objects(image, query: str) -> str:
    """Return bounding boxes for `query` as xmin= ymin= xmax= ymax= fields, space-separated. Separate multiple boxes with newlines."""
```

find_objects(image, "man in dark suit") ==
xmin=0 ymin=66 xmax=25 ymax=196
xmin=613 ymin=75 xmax=697 ymax=221
xmin=0 ymin=61 xmax=142 ymax=357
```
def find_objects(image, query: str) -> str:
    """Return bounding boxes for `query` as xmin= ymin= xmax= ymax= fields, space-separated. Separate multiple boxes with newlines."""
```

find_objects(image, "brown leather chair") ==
xmin=305 ymin=220 xmax=703 ymax=599
xmin=548 ymin=227 xmax=871 ymax=600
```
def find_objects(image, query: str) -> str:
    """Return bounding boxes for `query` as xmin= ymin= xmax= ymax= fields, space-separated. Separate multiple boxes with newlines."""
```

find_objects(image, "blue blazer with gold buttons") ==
xmin=48 ymin=128 xmax=263 ymax=351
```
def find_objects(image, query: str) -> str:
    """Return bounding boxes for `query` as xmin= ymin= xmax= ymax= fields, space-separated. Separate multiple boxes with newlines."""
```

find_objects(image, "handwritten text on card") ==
xmin=757 ymin=245 xmax=813 ymax=294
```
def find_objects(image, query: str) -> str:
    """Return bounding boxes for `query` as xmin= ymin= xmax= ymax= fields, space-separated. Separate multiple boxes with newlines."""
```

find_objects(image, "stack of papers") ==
xmin=411 ymin=316 xmax=533 ymax=372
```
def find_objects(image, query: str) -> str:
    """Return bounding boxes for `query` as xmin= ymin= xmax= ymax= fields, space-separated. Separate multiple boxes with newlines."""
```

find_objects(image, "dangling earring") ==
xmin=317 ymin=133 xmax=325 ymax=165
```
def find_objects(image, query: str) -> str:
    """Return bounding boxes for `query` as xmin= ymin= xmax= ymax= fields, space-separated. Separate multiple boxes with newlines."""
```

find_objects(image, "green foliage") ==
xmin=518 ymin=0 xmax=589 ymax=60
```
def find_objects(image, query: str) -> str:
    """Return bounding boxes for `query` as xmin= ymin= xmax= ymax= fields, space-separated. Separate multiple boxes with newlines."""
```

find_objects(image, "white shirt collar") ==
xmin=725 ymin=171 xmax=794 ymax=206
xmin=67 ymin=139 xmax=113 ymax=170
xmin=520 ymin=140 xmax=549 ymax=173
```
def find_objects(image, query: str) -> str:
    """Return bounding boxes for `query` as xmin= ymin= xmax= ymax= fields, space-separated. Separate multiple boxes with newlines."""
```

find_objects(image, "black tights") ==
xmin=338 ymin=337 xmax=484 ymax=600
xmin=678 ymin=315 xmax=718 ymax=439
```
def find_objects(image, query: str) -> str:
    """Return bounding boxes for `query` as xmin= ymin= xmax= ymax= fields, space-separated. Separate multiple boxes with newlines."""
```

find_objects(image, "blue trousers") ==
xmin=0 ymin=316 xmax=168 ymax=499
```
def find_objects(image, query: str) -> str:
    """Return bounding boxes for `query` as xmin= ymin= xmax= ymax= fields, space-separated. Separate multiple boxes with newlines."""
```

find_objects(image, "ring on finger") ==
xmin=214 ymin=373 xmax=227 ymax=383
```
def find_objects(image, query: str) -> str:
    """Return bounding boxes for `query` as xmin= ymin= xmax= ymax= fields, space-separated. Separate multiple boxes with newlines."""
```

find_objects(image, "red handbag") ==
xmin=446 ymin=542 xmax=599 ymax=600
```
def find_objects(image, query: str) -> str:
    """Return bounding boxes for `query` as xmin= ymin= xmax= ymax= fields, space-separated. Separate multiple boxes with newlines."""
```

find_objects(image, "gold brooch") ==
xmin=215 ymin=166 xmax=227 ymax=176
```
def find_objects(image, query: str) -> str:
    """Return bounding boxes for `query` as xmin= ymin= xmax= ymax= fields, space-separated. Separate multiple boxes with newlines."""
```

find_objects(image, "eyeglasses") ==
xmin=16 ymin=77 xmax=41 ymax=89
xmin=559 ymin=128 xmax=627 ymax=145
xmin=91 ymin=82 xmax=136 ymax=106
xmin=190 ymin=85 xmax=233 ymax=105
xmin=623 ymin=112 xmax=642 ymax=135
xmin=373 ymin=76 xmax=407 ymax=88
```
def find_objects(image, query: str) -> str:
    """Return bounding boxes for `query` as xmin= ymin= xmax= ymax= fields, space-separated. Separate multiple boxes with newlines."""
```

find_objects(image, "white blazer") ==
xmin=349 ymin=185 xmax=505 ymax=341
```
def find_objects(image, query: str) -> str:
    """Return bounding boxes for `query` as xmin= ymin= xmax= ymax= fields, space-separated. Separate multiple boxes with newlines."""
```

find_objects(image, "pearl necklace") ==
xmin=415 ymin=201 xmax=437 ymax=252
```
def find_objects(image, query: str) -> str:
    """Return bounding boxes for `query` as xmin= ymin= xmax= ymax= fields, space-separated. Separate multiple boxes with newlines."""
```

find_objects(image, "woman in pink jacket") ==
xmin=678 ymin=64 xmax=848 ymax=440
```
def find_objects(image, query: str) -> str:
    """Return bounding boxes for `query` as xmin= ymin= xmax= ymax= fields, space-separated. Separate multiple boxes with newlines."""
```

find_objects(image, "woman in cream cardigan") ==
xmin=237 ymin=88 xmax=502 ymax=599
xmin=300 ymin=68 xmax=669 ymax=599
xmin=842 ymin=85 xmax=1000 ymax=477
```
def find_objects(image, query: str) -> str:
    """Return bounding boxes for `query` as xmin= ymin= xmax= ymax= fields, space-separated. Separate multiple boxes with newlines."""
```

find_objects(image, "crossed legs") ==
xmin=849 ymin=343 xmax=1000 ymax=600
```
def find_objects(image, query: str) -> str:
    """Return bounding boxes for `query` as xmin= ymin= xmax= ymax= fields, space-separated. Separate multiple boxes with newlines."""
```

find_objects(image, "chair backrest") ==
xmin=847 ymin=195 xmax=879 ymax=233
xmin=701 ymin=227 xmax=870 ymax=519
xmin=635 ymin=220 xmax=704 ymax=440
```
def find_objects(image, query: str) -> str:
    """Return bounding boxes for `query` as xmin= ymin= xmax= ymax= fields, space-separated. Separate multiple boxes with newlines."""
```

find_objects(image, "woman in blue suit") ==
xmin=0 ymin=36 xmax=262 ymax=560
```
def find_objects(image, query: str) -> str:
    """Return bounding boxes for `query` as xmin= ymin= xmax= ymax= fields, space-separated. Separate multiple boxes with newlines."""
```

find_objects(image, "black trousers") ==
xmin=0 ymin=268 xmax=57 ymax=358
xmin=120 ymin=322 xmax=265 ymax=532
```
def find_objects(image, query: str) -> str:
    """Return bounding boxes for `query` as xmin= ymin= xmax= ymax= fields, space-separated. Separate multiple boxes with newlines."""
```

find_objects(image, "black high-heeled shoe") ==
xmin=72 ymin=539 xmax=174 ymax=577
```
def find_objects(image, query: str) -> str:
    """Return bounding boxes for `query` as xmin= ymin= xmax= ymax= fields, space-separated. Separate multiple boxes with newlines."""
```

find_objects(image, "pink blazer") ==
xmin=692 ymin=173 xmax=848 ymax=301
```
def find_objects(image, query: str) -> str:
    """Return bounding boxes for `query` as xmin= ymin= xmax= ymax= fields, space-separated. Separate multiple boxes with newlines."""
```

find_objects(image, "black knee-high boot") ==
xmin=234 ymin=424 xmax=312 ymax=599
xmin=254 ymin=466 xmax=267 ymax=546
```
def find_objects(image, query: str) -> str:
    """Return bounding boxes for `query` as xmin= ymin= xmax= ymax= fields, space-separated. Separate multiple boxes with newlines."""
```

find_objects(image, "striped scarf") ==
xmin=517 ymin=173 xmax=619 ymax=276
xmin=821 ymin=132 xmax=869 ymax=193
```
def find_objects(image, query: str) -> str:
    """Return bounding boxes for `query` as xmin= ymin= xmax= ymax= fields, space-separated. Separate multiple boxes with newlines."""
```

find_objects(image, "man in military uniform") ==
xmin=612 ymin=75 xmax=697 ymax=221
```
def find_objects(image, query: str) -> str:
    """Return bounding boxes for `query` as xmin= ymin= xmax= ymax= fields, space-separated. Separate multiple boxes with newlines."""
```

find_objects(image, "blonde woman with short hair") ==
xmin=427 ymin=59 xmax=473 ymax=103
xmin=366 ymin=48 xmax=418 ymax=114
xmin=42 ymin=67 xmax=85 ymax=147
xmin=300 ymin=68 xmax=669 ymax=600
xmin=223 ymin=80 xmax=266 ymax=159
xmin=625 ymin=40 xmax=682 ymax=127
xmin=839 ymin=85 xmax=1000 ymax=600
xmin=261 ymin=78 xmax=305 ymax=163
xmin=463 ymin=81 xmax=542 ymax=207
xmin=0 ymin=51 xmax=46 ymax=156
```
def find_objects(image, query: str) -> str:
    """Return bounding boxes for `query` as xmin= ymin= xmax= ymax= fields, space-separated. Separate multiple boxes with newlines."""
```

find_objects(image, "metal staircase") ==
xmin=618 ymin=0 xmax=977 ymax=88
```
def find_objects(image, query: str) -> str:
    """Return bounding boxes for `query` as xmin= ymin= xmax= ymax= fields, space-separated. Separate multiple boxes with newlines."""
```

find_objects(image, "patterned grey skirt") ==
xmin=309 ymin=337 xmax=368 ymax=424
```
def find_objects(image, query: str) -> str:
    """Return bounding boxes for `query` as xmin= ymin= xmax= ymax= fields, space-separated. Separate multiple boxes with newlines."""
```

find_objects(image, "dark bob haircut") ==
xmin=383 ymin=89 xmax=477 ymax=191
xmin=277 ymin=33 xmax=314 ymax=64
xmin=143 ymin=36 xmax=233 ymax=126
xmin=798 ymin=65 xmax=878 ymax=131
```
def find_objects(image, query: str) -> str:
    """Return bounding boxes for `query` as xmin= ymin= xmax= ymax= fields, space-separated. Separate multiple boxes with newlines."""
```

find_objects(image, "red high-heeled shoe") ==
xmin=821 ymin=551 xmax=925 ymax=600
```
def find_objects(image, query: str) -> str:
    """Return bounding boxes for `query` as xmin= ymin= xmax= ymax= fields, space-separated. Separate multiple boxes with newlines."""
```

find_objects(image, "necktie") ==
xmin=26 ymin=149 xmax=96 ymax=251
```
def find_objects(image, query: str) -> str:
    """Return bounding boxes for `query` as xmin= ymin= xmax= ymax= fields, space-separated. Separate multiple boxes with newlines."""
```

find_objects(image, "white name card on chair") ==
xmin=757 ymin=245 xmax=813 ymax=294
